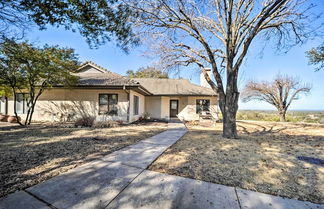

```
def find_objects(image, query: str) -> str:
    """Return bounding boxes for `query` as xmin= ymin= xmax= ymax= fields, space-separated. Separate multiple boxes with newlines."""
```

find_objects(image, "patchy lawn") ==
xmin=149 ymin=120 xmax=324 ymax=204
xmin=0 ymin=122 xmax=167 ymax=198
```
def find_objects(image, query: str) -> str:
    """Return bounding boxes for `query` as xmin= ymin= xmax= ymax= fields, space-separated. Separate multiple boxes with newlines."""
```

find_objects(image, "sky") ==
xmin=25 ymin=5 xmax=324 ymax=111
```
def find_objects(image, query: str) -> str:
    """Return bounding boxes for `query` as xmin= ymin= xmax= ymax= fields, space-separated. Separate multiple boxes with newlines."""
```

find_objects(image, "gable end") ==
xmin=76 ymin=61 xmax=109 ymax=74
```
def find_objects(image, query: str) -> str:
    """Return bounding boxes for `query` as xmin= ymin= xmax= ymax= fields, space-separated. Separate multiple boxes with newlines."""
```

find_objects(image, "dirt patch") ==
xmin=149 ymin=120 xmax=324 ymax=204
xmin=0 ymin=122 xmax=167 ymax=197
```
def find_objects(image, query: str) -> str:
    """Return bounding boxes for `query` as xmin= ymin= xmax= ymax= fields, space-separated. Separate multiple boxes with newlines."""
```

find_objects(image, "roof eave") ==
xmin=49 ymin=84 xmax=152 ymax=95
xmin=148 ymin=94 xmax=217 ymax=97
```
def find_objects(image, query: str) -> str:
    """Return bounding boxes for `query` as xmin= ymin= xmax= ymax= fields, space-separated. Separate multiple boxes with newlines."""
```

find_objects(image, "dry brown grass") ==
xmin=0 ymin=122 xmax=167 ymax=197
xmin=149 ymin=120 xmax=324 ymax=204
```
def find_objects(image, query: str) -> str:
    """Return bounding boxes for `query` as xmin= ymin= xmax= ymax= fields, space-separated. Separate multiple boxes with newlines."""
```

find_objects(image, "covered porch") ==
xmin=145 ymin=96 xmax=219 ymax=121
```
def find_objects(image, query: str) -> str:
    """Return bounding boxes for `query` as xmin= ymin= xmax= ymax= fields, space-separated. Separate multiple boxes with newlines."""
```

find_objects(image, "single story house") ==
xmin=0 ymin=61 xmax=218 ymax=123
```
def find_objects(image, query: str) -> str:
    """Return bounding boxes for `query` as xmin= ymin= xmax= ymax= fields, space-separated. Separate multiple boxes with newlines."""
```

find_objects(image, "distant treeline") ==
xmin=236 ymin=110 xmax=324 ymax=124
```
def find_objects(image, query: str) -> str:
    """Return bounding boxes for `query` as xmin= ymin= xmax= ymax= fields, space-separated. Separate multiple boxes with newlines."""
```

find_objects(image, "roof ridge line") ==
xmin=77 ymin=61 xmax=110 ymax=73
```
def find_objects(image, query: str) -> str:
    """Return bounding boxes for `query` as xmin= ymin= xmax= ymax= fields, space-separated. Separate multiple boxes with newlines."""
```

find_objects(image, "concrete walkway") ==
xmin=0 ymin=123 xmax=323 ymax=209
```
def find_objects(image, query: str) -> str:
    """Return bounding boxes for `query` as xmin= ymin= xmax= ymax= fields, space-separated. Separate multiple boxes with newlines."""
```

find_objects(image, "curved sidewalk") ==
xmin=0 ymin=123 xmax=323 ymax=209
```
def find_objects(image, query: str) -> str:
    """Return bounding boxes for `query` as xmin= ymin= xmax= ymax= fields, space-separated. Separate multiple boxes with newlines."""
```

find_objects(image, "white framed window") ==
xmin=16 ymin=93 xmax=28 ymax=114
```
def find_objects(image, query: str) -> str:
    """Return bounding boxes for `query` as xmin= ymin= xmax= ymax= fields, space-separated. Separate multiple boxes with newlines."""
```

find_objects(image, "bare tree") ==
xmin=128 ymin=0 xmax=319 ymax=138
xmin=241 ymin=75 xmax=311 ymax=122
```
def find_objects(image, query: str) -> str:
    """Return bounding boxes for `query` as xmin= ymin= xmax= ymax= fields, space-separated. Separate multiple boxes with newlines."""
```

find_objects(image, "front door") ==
xmin=170 ymin=100 xmax=179 ymax=118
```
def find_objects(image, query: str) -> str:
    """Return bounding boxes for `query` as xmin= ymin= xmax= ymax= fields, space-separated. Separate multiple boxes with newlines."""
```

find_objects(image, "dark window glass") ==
xmin=196 ymin=99 xmax=210 ymax=114
xmin=99 ymin=94 xmax=118 ymax=115
xmin=99 ymin=94 xmax=109 ymax=114
xmin=108 ymin=94 xmax=118 ymax=115
xmin=133 ymin=95 xmax=139 ymax=115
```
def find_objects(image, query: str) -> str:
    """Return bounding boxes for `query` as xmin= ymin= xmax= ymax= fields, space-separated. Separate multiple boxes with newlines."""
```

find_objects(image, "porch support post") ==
xmin=123 ymin=86 xmax=130 ymax=123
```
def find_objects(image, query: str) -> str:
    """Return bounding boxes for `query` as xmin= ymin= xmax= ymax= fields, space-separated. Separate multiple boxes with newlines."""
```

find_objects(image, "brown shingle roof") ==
xmin=76 ymin=61 xmax=110 ymax=73
xmin=76 ymin=72 xmax=139 ymax=86
xmin=133 ymin=78 xmax=216 ymax=96
xmin=74 ymin=62 xmax=139 ymax=86
xmin=71 ymin=62 xmax=216 ymax=96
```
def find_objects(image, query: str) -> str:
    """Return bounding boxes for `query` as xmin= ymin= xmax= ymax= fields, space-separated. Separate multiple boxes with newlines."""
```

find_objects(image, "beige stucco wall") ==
xmin=145 ymin=96 xmax=218 ymax=121
xmin=7 ymin=88 xmax=131 ymax=122
xmin=145 ymin=96 xmax=162 ymax=119
xmin=129 ymin=90 xmax=145 ymax=122
xmin=6 ymin=88 xmax=218 ymax=122
xmin=161 ymin=96 xmax=170 ymax=120
xmin=145 ymin=96 xmax=173 ymax=120
xmin=178 ymin=96 xmax=218 ymax=121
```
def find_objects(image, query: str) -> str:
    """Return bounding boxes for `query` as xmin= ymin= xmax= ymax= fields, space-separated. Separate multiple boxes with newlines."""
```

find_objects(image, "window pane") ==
xmin=99 ymin=94 xmax=108 ymax=105
xmin=108 ymin=94 xmax=118 ymax=115
xmin=108 ymin=94 xmax=118 ymax=105
xmin=203 ymin=100 xmax=210 ymax=111
xmin=99 ymin=94 xmax=118 ymax=115
xmin=99 ymin=94 xmax=108 ymax=114
xmin=16 ymin=93 xmax=23 ymax=102
xmin=171 ymin=101 xmax=177 ymax=110
xmin=16 ymin=94 xmax=24 ymax=114
xmin=196 ymin=99 xmax=210 ymax=114
xmin=133 ymin=95 xmax=139 ymax=115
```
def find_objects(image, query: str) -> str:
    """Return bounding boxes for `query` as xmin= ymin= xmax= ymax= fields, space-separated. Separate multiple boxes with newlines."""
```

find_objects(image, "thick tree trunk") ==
xmin=279 ymin=112 xmax=286 ymax=122
xmin=220 ymin=75 xmax=240 ymax=138
xmin=222 ymin=107 xmax=238 ymax=138
xmin=219 ymin=60 xmax=240 ymax=138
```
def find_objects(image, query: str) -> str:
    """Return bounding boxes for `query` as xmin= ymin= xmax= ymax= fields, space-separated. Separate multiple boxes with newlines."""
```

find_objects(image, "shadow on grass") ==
xmin=0 ymin=123 xmax=166 ymax=198
xmin=149 ymin=121 xmax=324 ymax=204
xmin=237 ymin=121 xmax=287 ymax=135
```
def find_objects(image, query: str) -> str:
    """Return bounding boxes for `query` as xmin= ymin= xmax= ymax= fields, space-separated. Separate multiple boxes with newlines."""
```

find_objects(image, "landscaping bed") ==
xmin=149 ymin=120 xmax=324 ymax=204
xmin=0 ymin=122 xmax=167 ymax=197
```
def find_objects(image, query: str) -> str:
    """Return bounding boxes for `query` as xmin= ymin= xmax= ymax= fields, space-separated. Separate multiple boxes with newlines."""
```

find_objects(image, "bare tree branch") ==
xmin=241 ymin=74 xmax=311 ymax=121
xmin=129 ymin=0 xmax=320 ymax=137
